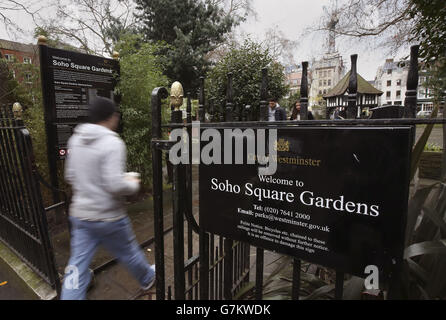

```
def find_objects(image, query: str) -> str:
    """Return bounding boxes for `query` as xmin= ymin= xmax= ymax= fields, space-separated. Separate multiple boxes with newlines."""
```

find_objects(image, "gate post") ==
xmin=151 ymin=86 xmax=169 ymax=299
xmin=198 ymin=77 xmax=206 ymax=122
xmin=38 ymin=36 xmax=62 ymax=224
xmin=347 ymin=54 xmax=358 ymax=119
xmin=198 ymin=78 xmax=210 ymax=299
xmin=259 ymin=68 xmax=268 ymax=121
xmin=404 ymin=45 xmax=419 ymax=119
xmin=226 ymin=73 xmax=234 ymax=122
xmin=300 ymin=61 xmax=309 ymax=120
xmin=170 ymin=82 xmax=186 ymax=300
xmin=222 ymin=75 xmax=234 ymax=300
xmin=403 ymin=45 xmax=420 ymax=148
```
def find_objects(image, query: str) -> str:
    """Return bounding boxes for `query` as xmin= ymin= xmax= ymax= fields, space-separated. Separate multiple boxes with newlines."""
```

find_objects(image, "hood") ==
xmin=73 ymin=123 xmax=117 ymax=145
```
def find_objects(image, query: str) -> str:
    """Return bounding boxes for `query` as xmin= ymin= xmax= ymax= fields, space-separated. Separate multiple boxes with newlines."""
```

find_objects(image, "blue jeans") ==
xmin=60 ymin=216 xmax=155 ymax=300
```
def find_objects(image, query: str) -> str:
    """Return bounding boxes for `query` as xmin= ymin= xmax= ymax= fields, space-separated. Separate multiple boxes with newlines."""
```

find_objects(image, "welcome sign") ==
xmin=199 ymin=126 xmax=412 ymax=279
xmin=40 ymin=46 xmax=120 ymax=159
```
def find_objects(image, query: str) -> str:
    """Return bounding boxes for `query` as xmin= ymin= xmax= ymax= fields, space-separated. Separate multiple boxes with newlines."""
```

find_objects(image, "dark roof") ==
xmin=0 ymin=39 xmax=36 ymax=54
xmin=0 ymin=38 xmax=86 ymax=55
xmin=323 ymin=71 xmax=383 ymax=98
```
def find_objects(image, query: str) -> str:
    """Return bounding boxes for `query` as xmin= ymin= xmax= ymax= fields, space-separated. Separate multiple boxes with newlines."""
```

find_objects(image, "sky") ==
xmin=0 ymin=0 xmax=411 ymax=80
xmin=238 ymin=0 xmax=410 ymax=80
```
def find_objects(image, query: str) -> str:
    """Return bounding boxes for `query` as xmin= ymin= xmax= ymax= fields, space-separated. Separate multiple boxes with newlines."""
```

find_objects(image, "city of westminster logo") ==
xmin=274 ymin=138 xmax=289 ymax=152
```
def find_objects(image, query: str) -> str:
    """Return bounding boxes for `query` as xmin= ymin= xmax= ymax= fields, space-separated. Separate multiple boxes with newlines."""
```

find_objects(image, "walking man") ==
xmin=61 ymin=96 xmax=155 ymax=300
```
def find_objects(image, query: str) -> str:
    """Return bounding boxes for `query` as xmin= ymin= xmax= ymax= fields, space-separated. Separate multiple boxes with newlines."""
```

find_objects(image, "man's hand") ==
xmin=124 ymin=176 xmax=141 ymax=184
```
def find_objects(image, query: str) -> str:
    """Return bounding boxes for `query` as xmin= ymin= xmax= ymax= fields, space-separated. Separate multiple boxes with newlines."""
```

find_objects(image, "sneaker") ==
xmin=132 ymin=266 xmax=156 ymax=300
xmin=87 ymin=268 xmax=95 ymax=292
xmin=141 ymin=265 xmax=156 ymax=291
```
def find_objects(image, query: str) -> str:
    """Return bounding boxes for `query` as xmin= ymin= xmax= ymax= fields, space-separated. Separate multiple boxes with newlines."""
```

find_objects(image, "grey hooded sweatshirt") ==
xmin=65 ymin=123 xmax=139 ymax=221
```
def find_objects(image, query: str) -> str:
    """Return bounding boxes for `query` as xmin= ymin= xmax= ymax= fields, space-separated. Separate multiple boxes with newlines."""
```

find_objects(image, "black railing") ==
xmin=0 ymin=104 xmax=61 ymax=295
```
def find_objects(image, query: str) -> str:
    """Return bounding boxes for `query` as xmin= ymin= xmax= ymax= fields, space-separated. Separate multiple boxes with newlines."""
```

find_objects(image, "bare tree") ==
xmin=313 ymin=0 xmax=417 ymax=55
xmin=209 ymin=0 xmax=257 ymax=21
xmin=263 ymin=26 xmax=298 ymax=66
xmin=206 ymin=0 xmax=257 ymax=63
xmin=39 ymin=0 xmax=137 ymax=56
xmin=0 ymin=0 xmax=45 ymax=36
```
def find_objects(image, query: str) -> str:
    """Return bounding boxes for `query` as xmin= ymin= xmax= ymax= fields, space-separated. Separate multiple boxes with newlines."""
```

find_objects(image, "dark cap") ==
xmin=88 ymin=96 xmax=117 ymax=123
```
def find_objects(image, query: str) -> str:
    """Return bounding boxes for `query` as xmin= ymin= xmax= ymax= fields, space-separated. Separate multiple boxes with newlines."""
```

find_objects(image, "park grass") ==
xmin=417 ymin=124 xmax=444 ymax=129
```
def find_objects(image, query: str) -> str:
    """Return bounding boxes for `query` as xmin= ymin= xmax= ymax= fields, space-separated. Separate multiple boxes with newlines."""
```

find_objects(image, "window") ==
xmin=23 ymin=57 xmax=31 ymax=64
xmin=323 ymin=80 xmax=327 ymax=86
xmin=25 ymin=73 xmax=32 ymax=82
xmin=387 ymin=80 xmax=391 ymax=86
xmin=319 ymin=80 xmax=322 ymax=86
xmin=323 ymin=89 xmax=327 ymax=94
xmin=4 ymin=54 xmax=14 ymax=61
xmin=12 ymin=70 xmax=16 ymax=78
xmin=328 ymin=79 xmax=331 ymax=86
xmin=396 ymin=90 xmax=401 ymax=98
xmin=319 ymin=90 xmax=322 ymax=95
xmin=387 ymin=69 xmax=392 ymax=75
xmin=386 ymin=91 xmax=391 ymax=98
xmin=394 ymin=101 xmax=402 ymax=105
xmin=328 ymin=70 xmax=332 ymax=77
xmin=323 ymin=71 xmax=327 ymax=77
xmin=396 ymin=79 xmax=401 ymax=86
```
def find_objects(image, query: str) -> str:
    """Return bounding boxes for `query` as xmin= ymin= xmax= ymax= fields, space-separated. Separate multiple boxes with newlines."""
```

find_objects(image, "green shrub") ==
xmin=115 ymin=35 xmax=169 ymax=190
xmin=206 ymin=39 xmax=289 ymax=120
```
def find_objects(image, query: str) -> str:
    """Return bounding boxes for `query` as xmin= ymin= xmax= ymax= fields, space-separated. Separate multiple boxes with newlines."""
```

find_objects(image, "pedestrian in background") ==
xmin=268 ymin=98 xmax=287 ymax=121
xmin=290 ymin=101 xmax=314 ymax=120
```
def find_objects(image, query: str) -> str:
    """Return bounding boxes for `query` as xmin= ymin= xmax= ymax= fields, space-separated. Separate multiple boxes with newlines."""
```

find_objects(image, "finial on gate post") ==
xmin=199 ymin=77 xmax=205 ymax=122
xmin=347 ymin=54 xmax=358 ymax=119
xmin=226 ymin=73 xmax=234 ymax=122
xmin=37 ymin=35 xmax=47 ymax=46
xmin=259 ymin=68 xmax=268 ymax=121
xmin=404 ymin=45 xmax=419 ymax=119
xmin=300 ymin=62 xmax=309 ymax=120
xmin=12 ymin=102 xmax=23 ymax=120
xmin=171 ymin=81 xmax=184 ymax=111
xmin=170 ymin=81 xmax=184 ymax=123
xmin=112 ymin=51 xmax=120 ymax=60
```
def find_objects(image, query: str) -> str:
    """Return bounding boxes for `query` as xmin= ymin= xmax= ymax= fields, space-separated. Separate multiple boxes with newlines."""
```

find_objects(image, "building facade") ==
xmin=374 ymin=59 xmax=408 ymax=107
xmin=0 ymin=39 xmax=39 ymax=84
xmin=309 ymin=52 xmax=345 ymax=107
xmin=323 ymin=71 xmax=382 ymax=119
xmin=284 ymin=64 xmax=302 ymax=97
xmin=375 ymin=58 xmax=437 ymax=112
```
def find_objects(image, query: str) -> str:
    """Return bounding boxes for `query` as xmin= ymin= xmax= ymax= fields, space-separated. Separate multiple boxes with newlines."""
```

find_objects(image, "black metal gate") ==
xmin=151 ymin=45 xmax=443 ymax=300
xmin=0 ymin=104 xmax=61 ymax=292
